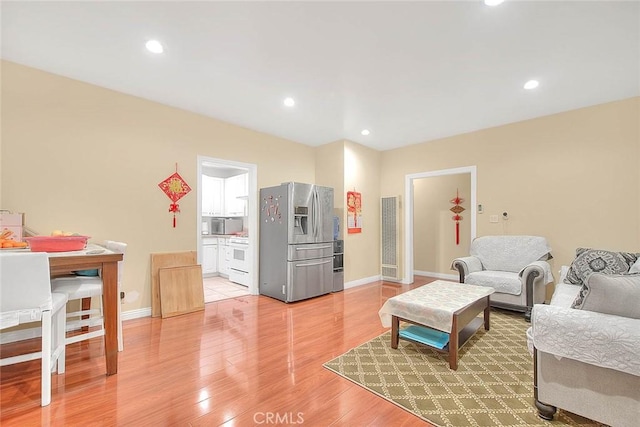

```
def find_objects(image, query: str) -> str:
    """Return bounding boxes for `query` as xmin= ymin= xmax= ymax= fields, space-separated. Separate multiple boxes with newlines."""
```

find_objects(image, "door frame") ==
xmin=197 ymin=155 xmax=258 ymax=295
xmin=403 ymin=166 xmax=477 ymax=284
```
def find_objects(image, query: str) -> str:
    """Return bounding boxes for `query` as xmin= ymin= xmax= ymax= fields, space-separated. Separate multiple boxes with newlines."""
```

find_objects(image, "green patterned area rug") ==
xmin=324 ymin=310 xmax=604 ymax=427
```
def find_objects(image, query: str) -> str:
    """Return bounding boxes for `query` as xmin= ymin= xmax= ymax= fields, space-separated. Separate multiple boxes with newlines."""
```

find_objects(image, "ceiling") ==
xmin=2 ymin=1 xmax=638 ymax=151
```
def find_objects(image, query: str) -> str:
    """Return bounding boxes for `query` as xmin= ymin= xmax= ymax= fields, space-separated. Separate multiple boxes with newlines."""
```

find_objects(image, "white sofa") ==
xmin=529 ymin=267 xmax=640 ymax=427
xmin=452 ymin=235 xmax=553 ymax=321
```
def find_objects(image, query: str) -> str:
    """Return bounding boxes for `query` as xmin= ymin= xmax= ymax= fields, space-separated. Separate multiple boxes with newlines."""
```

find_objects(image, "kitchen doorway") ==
xmin=197 ymin=156 xmax=258 ymax=299
xmin=403 ymin=166 xmax=477 ymax=284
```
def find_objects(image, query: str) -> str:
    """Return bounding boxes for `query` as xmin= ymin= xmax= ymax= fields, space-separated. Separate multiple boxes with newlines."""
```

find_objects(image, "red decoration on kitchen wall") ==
xmin=158 ymin=164 xmax=192 ymax=227
xmin=449 ymin=189 xmax=465 ymax=245
xmin=347 ymin=190 xmax=362 ymax=234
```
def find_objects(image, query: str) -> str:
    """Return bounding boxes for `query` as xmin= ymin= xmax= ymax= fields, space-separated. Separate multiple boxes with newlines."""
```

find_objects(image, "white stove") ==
xmin=229 ymin=237 xmax=250 ymax=286
xmin=229 ymin=237 xmax=249 ymax=246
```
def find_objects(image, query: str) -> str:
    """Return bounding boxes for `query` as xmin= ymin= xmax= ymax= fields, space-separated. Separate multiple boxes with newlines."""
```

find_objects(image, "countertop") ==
xmin=202 ymin=234 xmax=247 ymax=239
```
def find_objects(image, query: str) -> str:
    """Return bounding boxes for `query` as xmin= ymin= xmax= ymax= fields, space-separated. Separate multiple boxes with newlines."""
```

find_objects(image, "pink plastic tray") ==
xmin=26 ymin=236 xmax=89 ymax=252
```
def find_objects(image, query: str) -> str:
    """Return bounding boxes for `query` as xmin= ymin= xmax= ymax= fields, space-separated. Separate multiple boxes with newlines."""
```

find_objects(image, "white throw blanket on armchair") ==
xmin=451 ymin=235 xmax=553 ymax=320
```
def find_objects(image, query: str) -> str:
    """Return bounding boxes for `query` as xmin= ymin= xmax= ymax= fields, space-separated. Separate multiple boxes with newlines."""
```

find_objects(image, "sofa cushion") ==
xmin=470 ymin=235 xmax=551 ymax=273
xmin=465 ymin=271 xmax=522 ymax=295
xmin=564 ymin=248 xmax=638 ymax=288
xmin=549 ymin=282 xmax=581 ymax=308
xmin=558 ymin=265 xmax=570 ymax=283
xmin=630 ymin=258 xmax=640 ymax=274
xmin=572 ymin=273 xmax=640 ymax=318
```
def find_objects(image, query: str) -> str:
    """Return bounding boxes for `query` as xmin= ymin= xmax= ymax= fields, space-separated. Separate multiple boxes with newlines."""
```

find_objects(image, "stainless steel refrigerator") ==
xmin=259 ymin=182 xmax=334 ymax=302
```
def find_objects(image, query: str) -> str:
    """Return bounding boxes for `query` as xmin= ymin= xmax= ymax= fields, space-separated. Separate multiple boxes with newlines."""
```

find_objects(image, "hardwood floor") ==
xmin=1 ymin=276 xmax=438 ymax=426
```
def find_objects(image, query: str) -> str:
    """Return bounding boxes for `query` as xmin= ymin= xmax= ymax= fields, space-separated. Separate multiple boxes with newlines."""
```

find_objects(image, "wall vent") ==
xmin=381 ymin=196 xmax=400 ymax=280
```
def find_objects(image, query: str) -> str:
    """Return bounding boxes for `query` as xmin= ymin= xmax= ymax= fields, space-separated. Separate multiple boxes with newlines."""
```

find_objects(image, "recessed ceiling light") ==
xmin=484 ymin=0 xmax=505 ymax=6
xmin=283 ymin=97 xmax=295 ymax=107
xmin=145 ymin=40 xmax=164 ymax=54
xmin=361 ymin=129 xmax=370 ymax=136
xmin=524 ymin=80 xmax=540 ymax=90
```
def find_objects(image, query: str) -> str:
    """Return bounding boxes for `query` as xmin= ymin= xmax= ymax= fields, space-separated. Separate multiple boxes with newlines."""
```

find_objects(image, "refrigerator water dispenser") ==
xmin=293 ymin=206 xmax=308 ymax=235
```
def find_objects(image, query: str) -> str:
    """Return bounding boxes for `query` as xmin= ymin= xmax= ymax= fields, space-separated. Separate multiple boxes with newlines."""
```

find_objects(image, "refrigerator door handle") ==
xmin=315 ymin=189 xmax=318 ymax=238
xmin=311 ymin=188 xmax=315 ymax=238
xmin=295 ymin=245 xmax=332 ymax=251
xmin=295 ymin=259 xmax=333 ymax=268
xmin=312 ymin=188 xmax=318 ymax=239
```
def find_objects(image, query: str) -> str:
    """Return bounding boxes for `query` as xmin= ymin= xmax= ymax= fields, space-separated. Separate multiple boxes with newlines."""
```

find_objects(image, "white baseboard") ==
xmin=414 ymin=270 xmax=458 ymax=281
xmin=342 ymin=272 xmax=452 ymax=289
xmin=345 ymin=275 xmax=382 ymax=289
xmin=121 ymin=307 xmax=152 ymax=321
xmin=119 ymin=273 xmax=455 ymax=319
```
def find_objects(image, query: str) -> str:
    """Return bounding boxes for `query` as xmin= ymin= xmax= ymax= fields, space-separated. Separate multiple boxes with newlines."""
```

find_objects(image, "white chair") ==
xmin=0 ymin=252 xmax=67 ymax=406
xmin=452 ymin=235 xmax=554 ymax=321
xmin=50 ymin=241 xmax=127 ymax=351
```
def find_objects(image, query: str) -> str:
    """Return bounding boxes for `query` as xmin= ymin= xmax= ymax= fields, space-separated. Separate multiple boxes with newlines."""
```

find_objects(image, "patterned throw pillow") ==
xmin=567 ymin=248 xmax=639 ymax=309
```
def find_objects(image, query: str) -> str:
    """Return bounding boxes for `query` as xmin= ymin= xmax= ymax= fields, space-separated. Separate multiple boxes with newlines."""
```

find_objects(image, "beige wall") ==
xmin=414 ymin=174 xmax=471 ymax=274
xmin=315 ymin=139 xmax=345 ymax=235
xmin=343 ymin=141 xmax=381 ymax=282
xmin=317 ymin=140 xmax=382 ymax=282
xmin=3 ymin=61 xmax=638 ymax=311
xmin=1 ymin=61 xmax=317 ymax=312
xmin=381 ymin=97 xmax=640 ymax=280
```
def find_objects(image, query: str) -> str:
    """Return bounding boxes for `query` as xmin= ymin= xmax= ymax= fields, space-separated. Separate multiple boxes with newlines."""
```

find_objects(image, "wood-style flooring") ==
xmin=1 ymin=276 xmax=438 ymax=426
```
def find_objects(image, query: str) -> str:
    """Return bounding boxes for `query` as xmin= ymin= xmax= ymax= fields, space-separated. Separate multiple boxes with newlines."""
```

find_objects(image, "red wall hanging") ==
xmin=158 ymin=164 xmax=191 ymax=227
xmin=449 ymin=189 xmax=465 ymax=245
xmin=347 ymin=190 xmax=362 ymax=234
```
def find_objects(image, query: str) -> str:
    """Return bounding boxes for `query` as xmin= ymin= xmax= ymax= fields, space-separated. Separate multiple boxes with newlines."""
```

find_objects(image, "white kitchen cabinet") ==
xmin=202 ymin=238 xmax=218 ymax=275
xmin=202 ymin=175 xmax=214 ymax=215
xmin=217 ymin=238 xmax=230 ymax=277
xmin=224 ymin=173 xmax=248 ymax=217
xmin=202 ymin=175 xmax=224 ymax=216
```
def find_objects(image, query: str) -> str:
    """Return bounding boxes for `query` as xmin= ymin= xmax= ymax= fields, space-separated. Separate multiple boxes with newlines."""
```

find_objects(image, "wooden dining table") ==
xmin=47 ymin=243 xmax=123 ymax=375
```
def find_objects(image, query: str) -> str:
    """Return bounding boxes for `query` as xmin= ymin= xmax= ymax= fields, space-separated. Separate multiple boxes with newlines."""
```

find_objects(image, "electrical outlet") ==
xmin=490 ymin=215 xmax=499 ymax=223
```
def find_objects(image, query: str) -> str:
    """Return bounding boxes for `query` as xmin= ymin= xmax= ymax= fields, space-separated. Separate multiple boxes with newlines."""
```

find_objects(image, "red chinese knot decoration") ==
xmin=450 ymin=189 xmax=465 ymax=245
xmin=158 ymin=164 xmax=191 ymax=228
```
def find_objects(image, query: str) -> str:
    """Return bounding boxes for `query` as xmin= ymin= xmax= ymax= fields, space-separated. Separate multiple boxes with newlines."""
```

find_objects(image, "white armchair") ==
xmin=451 ymin=235 xmax=553 ymax=321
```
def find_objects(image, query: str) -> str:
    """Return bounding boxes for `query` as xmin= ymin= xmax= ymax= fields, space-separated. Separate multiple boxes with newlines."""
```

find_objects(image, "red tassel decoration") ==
xmin=450 ymin=189 xmax=465 ymax=245
xmin=168 ymin=203 xmax=180 ymax=228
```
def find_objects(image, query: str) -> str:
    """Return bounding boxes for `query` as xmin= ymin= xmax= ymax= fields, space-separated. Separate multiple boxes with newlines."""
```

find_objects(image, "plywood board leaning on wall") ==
xmin=159 ymin=265 xmax=205 ymax=318
xmin=150 ymin=251 xmax=197 ymax=317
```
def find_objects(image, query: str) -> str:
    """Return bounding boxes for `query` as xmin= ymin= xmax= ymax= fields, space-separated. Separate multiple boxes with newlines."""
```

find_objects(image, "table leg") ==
xmin=484 ymin=296 xmax=491 ymax=331
xmin=101 ymin=261 xmax=118 ymax=375
xmin=449 ymin=314 xmax=458 ymax=370
xmin=391 ymin=315 xmax=399 ymax=349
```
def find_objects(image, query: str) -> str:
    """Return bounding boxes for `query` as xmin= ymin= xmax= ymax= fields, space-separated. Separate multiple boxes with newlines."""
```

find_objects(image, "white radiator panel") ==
xmin=381 ymin=196 xmax=400 ymax=280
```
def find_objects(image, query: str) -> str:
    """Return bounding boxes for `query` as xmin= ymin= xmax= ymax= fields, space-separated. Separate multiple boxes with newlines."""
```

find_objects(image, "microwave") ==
xmin=210 ymin=218 xmax=242 ymax=235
